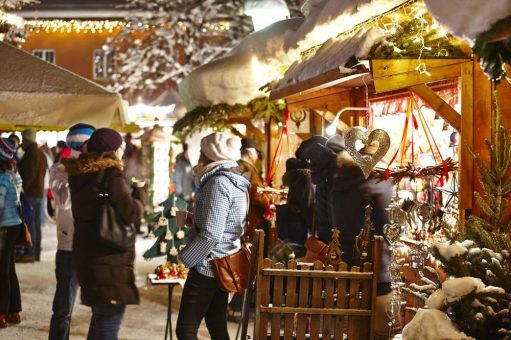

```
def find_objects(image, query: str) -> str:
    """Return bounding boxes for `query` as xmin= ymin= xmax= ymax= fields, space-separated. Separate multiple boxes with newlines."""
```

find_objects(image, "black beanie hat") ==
xmin=87 ymin=128 xmax=123 ymax=153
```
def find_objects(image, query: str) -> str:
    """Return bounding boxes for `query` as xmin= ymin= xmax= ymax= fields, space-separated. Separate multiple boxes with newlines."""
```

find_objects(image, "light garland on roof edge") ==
xmin=26 ymin=19 xmax=125 ymax=34
xmin=25 ymin=19 xmax=232 ymax=35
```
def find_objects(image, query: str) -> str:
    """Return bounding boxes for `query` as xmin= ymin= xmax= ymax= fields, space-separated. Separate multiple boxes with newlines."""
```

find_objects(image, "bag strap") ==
xmin=95 ymin=169 xmax=110 ymax=197
xmin=8 ymin=171 xmax=21 ymax=207
xmin=310 ymin=209 xmax=317 ymax=237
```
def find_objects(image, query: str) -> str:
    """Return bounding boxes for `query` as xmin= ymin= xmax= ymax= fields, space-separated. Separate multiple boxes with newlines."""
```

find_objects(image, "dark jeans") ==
xmin=87 ymin=304 xmax=126 ymax=340
xmin=49 ymin=250 xmax=79 ymax=340
xmin=176 ymin=268 xmax=229 ymax=340
xmin=25 ymin=196 xmax=43 ymax=260
xmin=0 ymin=225 xmax=21 ymax=314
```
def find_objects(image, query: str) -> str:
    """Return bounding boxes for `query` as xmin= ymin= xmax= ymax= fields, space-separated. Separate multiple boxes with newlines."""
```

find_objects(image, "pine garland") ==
xmin=173 ymin=96 xmax=285 ymax=139
xmin=369 ymin=17 xmax=468 ymax=58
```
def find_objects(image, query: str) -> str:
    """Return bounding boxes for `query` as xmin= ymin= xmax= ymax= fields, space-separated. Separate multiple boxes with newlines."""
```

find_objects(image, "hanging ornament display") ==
xmin=383 ymin=202 xmax=407 ymax=335
xmin=374 ymin=95 xmax=458 ymax=182
xmin=143 ymin=194 xmax=189 ymax=263
xmin=157 ymin=216 xmax=168 ymax=227
xmin=344 ymin=127 xmax=391 ymax=179
xmin=176 ymin=229 xmax=185 ymax=239
xmin=159 ymin=241 xmax=167 ymax=253
xmin=355 ymin=205 xmax=375 ymax=262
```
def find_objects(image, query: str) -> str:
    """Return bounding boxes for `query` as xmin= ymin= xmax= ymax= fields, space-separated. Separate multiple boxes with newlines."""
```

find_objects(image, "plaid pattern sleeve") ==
xmin=179 ymin=176 xmax=233 ymax=275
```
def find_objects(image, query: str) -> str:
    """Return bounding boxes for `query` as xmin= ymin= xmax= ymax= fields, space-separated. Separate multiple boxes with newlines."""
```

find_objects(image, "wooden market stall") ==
xmin=268 ymin=6 xmax=511 ymax=219
xmin=266 ymin=0 xmax=511 ymax=329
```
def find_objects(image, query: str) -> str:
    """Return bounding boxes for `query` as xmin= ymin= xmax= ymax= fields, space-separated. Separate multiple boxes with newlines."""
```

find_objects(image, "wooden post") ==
xmin=459 ymin=61 xmax=474 ymax=214
xmin=471 ymin=60 xmax=493 ymax=217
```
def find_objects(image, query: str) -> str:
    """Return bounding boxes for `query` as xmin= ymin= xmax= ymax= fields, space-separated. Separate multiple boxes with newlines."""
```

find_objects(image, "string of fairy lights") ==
xmin=25 ymin=19 xmax=231 ymax=34
xmin=300 ymin=0 xmax=454 ymax=76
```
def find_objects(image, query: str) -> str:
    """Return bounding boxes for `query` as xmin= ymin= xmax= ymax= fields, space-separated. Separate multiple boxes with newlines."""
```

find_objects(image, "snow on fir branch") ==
xmin=0 ymin=0 xmax=37 ymax=45
xmin=403 ymin=93 xmax=511 ymax=339
xmin=0 ymin=0 xmax=37 ymax=9
xmin=108 ymin=0 xmax=303 ymax=100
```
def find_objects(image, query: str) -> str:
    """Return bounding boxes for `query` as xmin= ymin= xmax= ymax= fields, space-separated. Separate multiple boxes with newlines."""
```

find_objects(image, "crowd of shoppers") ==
xmin=0 ymin=126 xmax=147 ymax=340
xmin=278 ymin=134 xmax=393 ymax=339
xmin=0 ymin=124 xmax=395 ymax=340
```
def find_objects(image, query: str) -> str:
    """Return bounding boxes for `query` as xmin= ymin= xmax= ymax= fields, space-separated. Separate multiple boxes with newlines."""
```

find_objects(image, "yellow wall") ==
xmin=21 ymin=28 xmax=120 ymax=84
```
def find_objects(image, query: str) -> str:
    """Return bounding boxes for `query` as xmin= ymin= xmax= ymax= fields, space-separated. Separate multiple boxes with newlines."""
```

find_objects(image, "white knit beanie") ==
xmin=200 ymin=132 xmax=241 ymax=162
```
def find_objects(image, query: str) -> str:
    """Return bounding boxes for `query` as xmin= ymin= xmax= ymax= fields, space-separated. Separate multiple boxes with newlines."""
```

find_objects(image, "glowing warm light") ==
xmin=26 ymin=19 xmax=125 ymax=34
xmin=244 ymin=0 xmax=290 ymax=31
xmin=25 ymin=19 xmax=232 ymax=35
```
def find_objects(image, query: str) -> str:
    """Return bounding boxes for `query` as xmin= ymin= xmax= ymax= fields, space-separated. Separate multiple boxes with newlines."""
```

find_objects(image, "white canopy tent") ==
xmin=0 ymin=41 xmax=127 ymax=131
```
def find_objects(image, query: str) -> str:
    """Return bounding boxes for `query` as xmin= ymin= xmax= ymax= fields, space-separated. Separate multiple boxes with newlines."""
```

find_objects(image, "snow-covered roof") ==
xmin=424 ymin=0 xmax=511 ymax=43
xmin=179 ymin=0 xmax=410 ymax=111
xmin=272 ymin=27 xmax=384 ymax=96
xmin=179 ymin=17 xmax=304 ymax=111
xmin=287 ymin=0 xmax=408 ymax=52
xmin=0 ymin=41 xmax=126 ymax=129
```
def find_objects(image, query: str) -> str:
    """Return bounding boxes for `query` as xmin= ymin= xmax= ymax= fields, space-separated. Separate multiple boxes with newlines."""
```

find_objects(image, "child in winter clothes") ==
xmin=0 ymin=138 xmax=23 ymax=328
xmin=48 ymin=123 xmax=95 ymax=340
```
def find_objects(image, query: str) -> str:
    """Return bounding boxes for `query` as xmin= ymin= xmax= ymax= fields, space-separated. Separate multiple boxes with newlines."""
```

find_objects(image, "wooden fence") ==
xmin=254 ymin=236 xmax=383 ymax=340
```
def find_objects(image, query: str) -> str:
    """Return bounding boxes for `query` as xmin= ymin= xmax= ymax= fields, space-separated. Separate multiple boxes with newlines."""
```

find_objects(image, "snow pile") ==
xmin=180 ymin=0 xmax=409 ymax=110
xmin=179 ymin=18 xmax=303 ymax=110
xmin=287 ymin=0 xmax=408 ymax=51
xmin=273 ymin=27 xmax=383 ymax=92
xmin=433 ymin=241 xmax=468 ymax=260
xmin=402 ymin=309 xmax=474 ymax=340
xmin=425 ymin=276 xmax=506 ymax=311
xmin=425 ymin=0 xmax=511 ymax=43
xmin=425 ymin=288 xmax=446 ymax=309
xmin=442 ymin=277 xmax=485 ymax=303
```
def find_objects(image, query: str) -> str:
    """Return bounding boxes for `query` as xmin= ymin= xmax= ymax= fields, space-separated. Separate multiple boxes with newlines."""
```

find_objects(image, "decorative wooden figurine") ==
xmin=327 ymin=228 xmax=344 ymax=266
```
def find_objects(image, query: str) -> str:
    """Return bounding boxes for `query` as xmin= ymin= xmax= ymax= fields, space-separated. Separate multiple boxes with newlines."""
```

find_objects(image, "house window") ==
xmin=93 ymin=49 xmax=114 ymax=79
xmin=32 ymin=49 xmax=56 ymax=63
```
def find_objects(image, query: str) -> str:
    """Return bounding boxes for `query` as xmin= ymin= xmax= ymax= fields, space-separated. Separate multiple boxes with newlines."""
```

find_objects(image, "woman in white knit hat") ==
xmin=177 ymin=132 xmax=250 ymax=340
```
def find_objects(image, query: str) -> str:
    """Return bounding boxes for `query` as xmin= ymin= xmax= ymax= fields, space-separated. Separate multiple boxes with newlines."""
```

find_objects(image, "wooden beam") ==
xmin=313 ymin=109 xmax=351 ymax=133
xmin=286 ymin=87 xmax=351 ymax=105
xmin=224 ymin=116 xmax=252 ymax=125
xmin=246 ymin=121 xmax=266 ymax=141
xmin=459 ymin=61 xmax=474 ymax=212
xmin=269 ymin=69 xmax=370 ymax=101
xmin=410 ymin=84 xmax=461 ymax=131
xmin=371 ymin=58 xmax=469 ymax=78
xmin=230 ymin=126 xmax=245 ymax=139
xmin=371 ymin=59 xmax=468 ymax=93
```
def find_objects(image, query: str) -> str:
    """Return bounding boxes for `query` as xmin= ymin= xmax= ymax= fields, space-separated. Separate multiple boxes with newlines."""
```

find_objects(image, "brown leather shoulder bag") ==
xmin=209 ymin=191 xmax=252 ymax=293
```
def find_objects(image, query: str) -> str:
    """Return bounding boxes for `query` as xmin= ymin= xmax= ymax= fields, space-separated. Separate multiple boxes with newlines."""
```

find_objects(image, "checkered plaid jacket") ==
xmin=179 ymin=162 xmax=250 ymax=277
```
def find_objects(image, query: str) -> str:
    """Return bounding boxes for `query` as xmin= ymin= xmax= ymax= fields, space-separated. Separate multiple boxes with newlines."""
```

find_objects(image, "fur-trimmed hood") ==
xmin=62 ymin=152 xmax=123 ymax=176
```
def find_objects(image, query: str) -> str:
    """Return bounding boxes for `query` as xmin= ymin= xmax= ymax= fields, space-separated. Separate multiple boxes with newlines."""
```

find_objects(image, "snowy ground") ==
xmin=1 ymin=222 xmax=245 ymax=340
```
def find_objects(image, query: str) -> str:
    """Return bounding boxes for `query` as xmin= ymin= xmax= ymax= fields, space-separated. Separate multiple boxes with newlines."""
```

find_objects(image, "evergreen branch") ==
xmin=474 ymin=192 xmax=496 ymax=219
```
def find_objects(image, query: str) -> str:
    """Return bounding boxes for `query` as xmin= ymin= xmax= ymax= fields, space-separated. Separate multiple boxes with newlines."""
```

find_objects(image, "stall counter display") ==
xmin=143 ymin=194 xmax=189 ymax=263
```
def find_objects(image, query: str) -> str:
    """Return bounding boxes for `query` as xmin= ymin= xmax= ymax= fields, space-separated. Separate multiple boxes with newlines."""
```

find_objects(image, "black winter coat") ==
xmin=64 ymin=153 xmax=146 ymax=306
xmin=326 ymin=165 xmax=392 ymax=288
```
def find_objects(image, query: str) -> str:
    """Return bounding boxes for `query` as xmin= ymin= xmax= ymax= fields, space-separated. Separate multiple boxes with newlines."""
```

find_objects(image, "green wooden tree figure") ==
xmin=143 ymin=193 xmax=189 ymax=263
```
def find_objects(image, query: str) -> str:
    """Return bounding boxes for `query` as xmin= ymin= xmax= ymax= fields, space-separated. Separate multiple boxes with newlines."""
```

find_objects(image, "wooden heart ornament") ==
xmin=344 ymin=127 xmax=390 ymax=179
